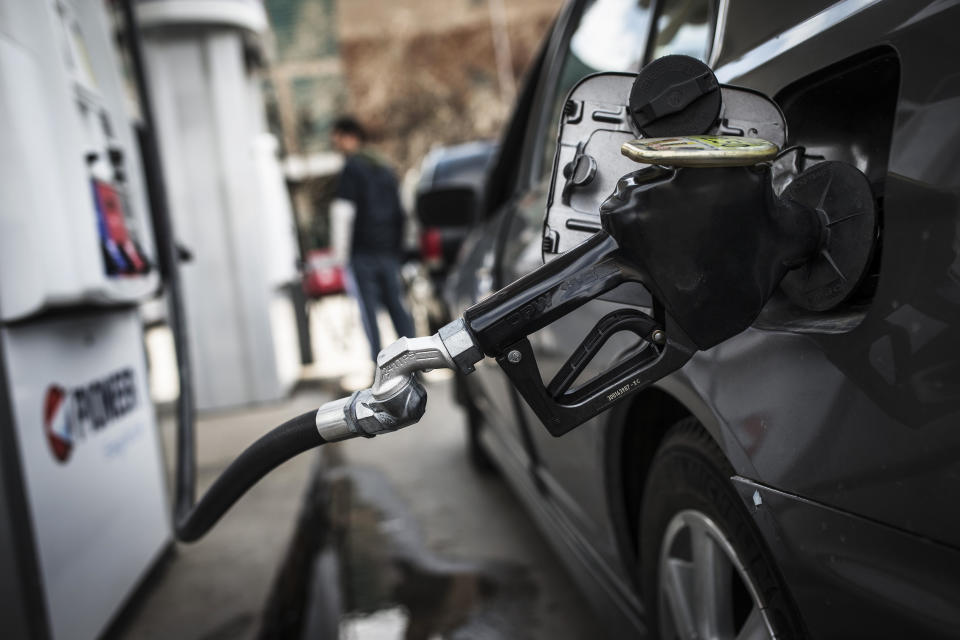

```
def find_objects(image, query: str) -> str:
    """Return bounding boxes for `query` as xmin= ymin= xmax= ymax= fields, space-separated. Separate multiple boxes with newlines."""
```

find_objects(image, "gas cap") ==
xmin=629 ymin=55 xmax=721 ymax=137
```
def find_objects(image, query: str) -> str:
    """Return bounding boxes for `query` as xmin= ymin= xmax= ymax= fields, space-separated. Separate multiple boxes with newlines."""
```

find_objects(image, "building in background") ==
xmin=137 ymin=0 xmax=302 ymax=411
xmin=262 ymin=0 xmax=562 ymax=253
xmin=337 ymin=0 xmax=562 ymax=171
xmin=263 ymin=0 xmax=347 ymax=252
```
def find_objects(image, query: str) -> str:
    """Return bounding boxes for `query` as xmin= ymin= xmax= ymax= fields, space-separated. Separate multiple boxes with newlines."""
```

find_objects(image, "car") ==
xmin=441 ymin=0 xmax=960 ymax=638
xmin=406 ymin=140 xmax=498 ymax=335
xmin=414 ymin=140 xmax=497 ymax=280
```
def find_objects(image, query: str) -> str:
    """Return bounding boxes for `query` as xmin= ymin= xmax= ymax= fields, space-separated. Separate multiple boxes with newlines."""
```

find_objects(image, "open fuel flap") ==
xmin=461 ymin=55 xmax=878 ymax=436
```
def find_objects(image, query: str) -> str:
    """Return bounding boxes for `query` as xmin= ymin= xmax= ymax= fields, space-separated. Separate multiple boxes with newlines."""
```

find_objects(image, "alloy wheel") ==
xmin=658 ymin=509 xmax=776 ymax=640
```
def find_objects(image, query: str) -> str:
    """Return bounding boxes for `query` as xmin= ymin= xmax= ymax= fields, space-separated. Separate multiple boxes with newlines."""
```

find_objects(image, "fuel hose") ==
xmin=173 ymin=410 xmax=325 ymax=542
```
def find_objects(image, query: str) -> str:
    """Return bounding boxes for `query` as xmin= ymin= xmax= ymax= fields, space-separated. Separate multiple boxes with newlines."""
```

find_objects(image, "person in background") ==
xmin=329 ymin=116 xmax=416 ymax=362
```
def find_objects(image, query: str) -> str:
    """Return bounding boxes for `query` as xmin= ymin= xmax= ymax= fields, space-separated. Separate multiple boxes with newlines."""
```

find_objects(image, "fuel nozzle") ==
xmin=601 ymin=144 xmax=876 ymax=348
xmin=461 ymin=136 xmax=876 ymax=435
xmin=612 ymin=136 xmax=878 ymax=322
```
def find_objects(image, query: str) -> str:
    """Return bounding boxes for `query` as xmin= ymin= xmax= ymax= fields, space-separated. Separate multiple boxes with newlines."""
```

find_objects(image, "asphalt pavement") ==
xmin=113 ymin=371 xmax=600 ymax=639
xmin=303 ymin=373 xmax=602 ymax=639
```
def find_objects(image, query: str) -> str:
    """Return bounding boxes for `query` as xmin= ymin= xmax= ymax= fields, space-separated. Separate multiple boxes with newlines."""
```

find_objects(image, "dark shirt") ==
xmin=335 ymin=152 xmax=405 ymax=256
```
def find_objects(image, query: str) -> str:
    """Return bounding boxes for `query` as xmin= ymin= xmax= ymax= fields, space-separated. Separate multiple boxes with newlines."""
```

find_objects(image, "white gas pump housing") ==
xmin=136 ymin=0 xmax=303 ymax=411
xmin=0 ymin=2 xmax=169 ymax=639
xmin=0 ymin=0 xmax=160 ymax=320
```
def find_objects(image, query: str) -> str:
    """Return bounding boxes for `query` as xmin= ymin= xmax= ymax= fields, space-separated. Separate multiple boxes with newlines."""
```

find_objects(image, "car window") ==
xmin=536 ymin=0 xmax=654 ymax=184
xmin=483 ymin=32 xmax=550 ymax=216
xmin=651 ymin=0 xmax=713 ymax=62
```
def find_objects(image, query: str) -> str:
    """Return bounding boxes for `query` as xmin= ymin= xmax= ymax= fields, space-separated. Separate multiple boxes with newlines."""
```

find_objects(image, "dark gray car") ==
xmin=445 ymin=1 xmax=960 ymax=637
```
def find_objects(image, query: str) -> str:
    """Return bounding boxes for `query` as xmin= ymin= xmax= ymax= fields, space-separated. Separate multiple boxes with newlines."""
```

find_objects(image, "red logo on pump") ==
xmin=43 ymin=385 xmax=74 ymax=463
xmin=41 ymin=370 xmax=138 ymax=463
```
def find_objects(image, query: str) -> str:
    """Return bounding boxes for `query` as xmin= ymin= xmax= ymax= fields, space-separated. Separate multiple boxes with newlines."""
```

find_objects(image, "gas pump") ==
xmin=0 ymin=1 xmax=168 ymax=639
xmin=156 ymin=54 xmax=879 ymax=547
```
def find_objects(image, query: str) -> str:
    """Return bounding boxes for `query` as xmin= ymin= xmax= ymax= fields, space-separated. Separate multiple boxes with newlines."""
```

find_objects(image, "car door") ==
xmin=448 ymin=15 xmax=565 ymax=472
xmin=495 ymin=0 xmax=680 ymax=578
xmin=457 ymin=0 xmax=658 ymax=488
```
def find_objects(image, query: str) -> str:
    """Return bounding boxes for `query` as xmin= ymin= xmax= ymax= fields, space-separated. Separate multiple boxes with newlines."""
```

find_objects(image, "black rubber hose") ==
xmin=119 ymin=0 xmax=199 ymax=540
xmin=175 ymin=410 xmax=325 ymax=542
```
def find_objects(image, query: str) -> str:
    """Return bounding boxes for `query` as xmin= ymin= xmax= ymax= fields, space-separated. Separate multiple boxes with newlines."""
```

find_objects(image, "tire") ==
xmin=640 ymin=417 xmax=805 ymax=640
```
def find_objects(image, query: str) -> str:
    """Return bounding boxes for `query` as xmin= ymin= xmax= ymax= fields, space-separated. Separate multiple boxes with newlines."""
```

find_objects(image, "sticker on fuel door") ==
xmin=621 ymin=136 xmax=779 ymax=167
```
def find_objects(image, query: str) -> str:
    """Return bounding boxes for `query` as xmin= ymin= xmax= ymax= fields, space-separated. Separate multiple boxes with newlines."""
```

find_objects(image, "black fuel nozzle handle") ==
xmin=491 ymin=305 xmax=696 ymax=436
xmin=463 ymin=176 xmax=700 ymax=435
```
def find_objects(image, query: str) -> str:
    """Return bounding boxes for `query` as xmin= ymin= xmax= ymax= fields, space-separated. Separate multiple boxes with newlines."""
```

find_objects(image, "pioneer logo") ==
xmin=42 ymin=368 xmax=138 ymax=463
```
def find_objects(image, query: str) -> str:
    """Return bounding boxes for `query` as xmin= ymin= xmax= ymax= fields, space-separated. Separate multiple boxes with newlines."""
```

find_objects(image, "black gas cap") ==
xmin=561 ymin=141 xmax=598 ymax=205
xmin=629 ymin=55 xmax=721 ymax=137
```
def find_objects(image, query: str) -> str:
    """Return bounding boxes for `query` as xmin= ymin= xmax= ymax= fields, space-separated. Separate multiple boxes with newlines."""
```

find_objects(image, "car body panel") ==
xmin=446 ymin=0 xmax=960 ymax=635
xmin=713 ymin=0 xmax=838 ymax=68
xmin=733 ymin=477 xmax=960 ymax=639
xmin=701 ymin=0 xmax=960 ymax=546
xmin=524 ymin=294 xmax=655 ymax=578
xmin=479 ymin=416 xmax=648 ymax=637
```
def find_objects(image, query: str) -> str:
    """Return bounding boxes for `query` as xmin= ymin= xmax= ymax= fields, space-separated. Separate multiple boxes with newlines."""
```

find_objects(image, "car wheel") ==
xmin=640 ymin=417 xmax=805 ymax=640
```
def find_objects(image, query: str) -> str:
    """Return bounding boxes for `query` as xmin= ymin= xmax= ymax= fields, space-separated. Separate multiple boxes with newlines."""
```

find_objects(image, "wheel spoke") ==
xmin=662 ymin=558 xmax=698 ymax=639
xmin=735 ymin=606 xmax=772 ymax=640
xmin=691 ymin=521 xmax=735 ymax=638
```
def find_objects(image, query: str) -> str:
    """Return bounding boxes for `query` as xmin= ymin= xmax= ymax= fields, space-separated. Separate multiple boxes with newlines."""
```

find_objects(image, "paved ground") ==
xmin=113 ymin=372 xmax=599 ymax=639
xmin=119 ymin=298 xmax=601 ymax=638
xmin=111 ymin=391 xmax=328 ymax=640
xmin=324 ymin=374 xmax=601 ymax=640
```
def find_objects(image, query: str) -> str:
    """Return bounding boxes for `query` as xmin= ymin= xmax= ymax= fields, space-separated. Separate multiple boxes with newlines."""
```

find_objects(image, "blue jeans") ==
xmin=349 ymin=254 xmax=415 ymax=361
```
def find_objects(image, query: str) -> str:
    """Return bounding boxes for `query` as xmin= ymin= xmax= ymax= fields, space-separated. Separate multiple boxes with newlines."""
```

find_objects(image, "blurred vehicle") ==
xmin=445 ymin=0 xmax=960 ymax=638
xmin=411 ymin=140 xmax=497 ymax=333
xmin=302 ymin=248 xmax=346 ymax=298
xmin=415 ymin=140 xmax=497 ymax=271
